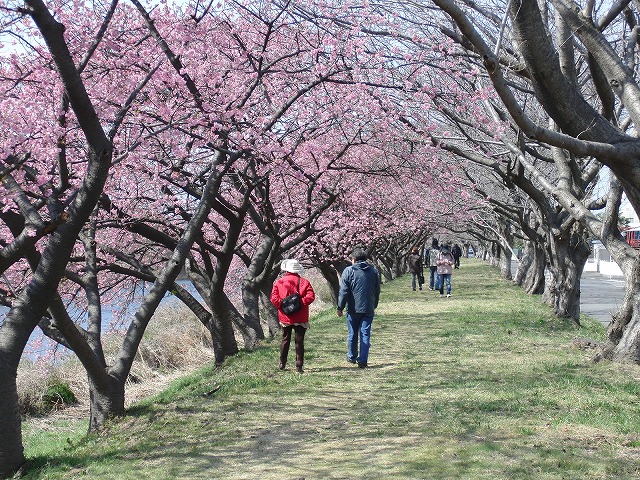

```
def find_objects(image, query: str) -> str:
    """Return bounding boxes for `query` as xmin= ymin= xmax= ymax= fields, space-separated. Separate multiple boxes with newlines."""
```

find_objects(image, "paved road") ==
xmin=510 ymin=260 xmax=624 ymax=327
xmin=580 ymin=272 xmax=625 ymax=327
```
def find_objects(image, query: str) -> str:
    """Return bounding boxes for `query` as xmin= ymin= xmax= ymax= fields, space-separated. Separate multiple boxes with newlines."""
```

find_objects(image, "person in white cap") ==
xmin=270 ymin=259 xmax=315 ymax=373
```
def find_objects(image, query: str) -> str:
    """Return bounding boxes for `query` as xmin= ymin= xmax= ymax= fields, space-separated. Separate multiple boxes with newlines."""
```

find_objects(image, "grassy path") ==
xmin=22 ymin=260 xmax=640 ymax=479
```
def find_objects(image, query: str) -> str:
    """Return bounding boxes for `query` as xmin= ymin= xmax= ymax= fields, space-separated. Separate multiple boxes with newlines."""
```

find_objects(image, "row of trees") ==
xmin=0 ymin=0 xmax=472 ymax=476
xmin=423 ymin=0 xmax=640 ymax=365
xmin=3 ymin=0 xmax=640 ymax=476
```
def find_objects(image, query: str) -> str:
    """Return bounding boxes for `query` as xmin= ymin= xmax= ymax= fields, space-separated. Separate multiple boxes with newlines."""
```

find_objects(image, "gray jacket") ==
xmin=337 ymin=261 xmax=380 ymax=314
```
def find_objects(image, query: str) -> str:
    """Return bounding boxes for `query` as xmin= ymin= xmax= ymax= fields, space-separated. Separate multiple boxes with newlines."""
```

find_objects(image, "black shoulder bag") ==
xmin=280 ymin=277 xmax=303 ymax=315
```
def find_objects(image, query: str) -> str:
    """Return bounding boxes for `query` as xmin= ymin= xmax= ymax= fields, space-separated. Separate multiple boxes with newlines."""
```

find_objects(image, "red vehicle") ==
xmin=624 ymin=227 xmax=640 ymax=248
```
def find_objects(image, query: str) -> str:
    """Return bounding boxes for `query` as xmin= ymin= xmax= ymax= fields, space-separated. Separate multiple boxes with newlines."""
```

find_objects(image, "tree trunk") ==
xmin=553 ymin=261 xmax=583 ymax=322
xmin=497 ymin=221 xmax=513 ymax=280
xmin=543 ymin=227 xmax=591 ymax=322
xmin=170 ymin=283 xmax=224 ymax=363
xmin=499 ymin=246 xmax=512 ymax=280
xmin=316 ymin=261 xmax=340 ymax=305
xmin=188 ymin=265 xmax=239 ymax=363
xmin=189 ymin=276 xmax=238 ymax=362
xmin=260 ymin=288 xmax=280 ymax=338
xmin=392 ymin=251 xmax=403 ymax=278
xmin=209 ymin=294 xmax=240 ymax=360
xmin=87 ymin=375 xmax=125 ymax=432
xmin=603 ymin=259 xmax=640 ymax=363
xmin=0 ymin=370 xmax=24 ymax=477
xmin=519 ymin=243 xmax=546 ymax=295
xmin=376 ymin=256 xmax=394 ymax=281
xmin=479 ymin=244 xmax=490 ymax=261
xmin=240 ymin=280 xmax=266 ymax=349
xmin=513 ymin=245 xmax=530 ymax=287
xmin=492 ymin=242 xmax=502 ymax=268
xmin=0 ymin=228 xmax=105 ymax=476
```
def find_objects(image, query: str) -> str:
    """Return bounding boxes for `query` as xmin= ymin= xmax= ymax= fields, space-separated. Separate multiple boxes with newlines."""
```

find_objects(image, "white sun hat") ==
xmin=280 ymin=259 xmax=304 ymax=274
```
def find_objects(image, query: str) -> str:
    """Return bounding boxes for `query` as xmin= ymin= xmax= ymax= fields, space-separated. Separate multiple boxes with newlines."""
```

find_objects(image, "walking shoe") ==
xmin=278 ymin=362 xmax=286 ymax=370
xmin=357 ymin=362 xmax=368 ymax=368
xmin=296 ymin=366 xmax=304 ymax=373
xmin=446 ymin=294 xmax=451 ymax=298
xmin=440 ymin=294 xmax=444 ymax=298
xmin=347 ymin=357 xmax=357 ymax=364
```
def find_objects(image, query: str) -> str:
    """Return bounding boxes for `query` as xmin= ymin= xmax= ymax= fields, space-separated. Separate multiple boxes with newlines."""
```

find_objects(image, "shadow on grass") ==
xmin=25 ymin=397 xmax=638 ymax=480
xmin=307 ymin=363 xmax=394 ymax=373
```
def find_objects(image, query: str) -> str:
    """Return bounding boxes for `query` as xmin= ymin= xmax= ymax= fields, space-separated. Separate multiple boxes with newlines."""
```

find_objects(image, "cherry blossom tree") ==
xmin=0 ymin=0 xmax=130 ymax=473
xmin=0 ymin=1 xmax=476 ymax=477
xmin=0 ymin=0 xmax=246 ymax=472
xmin=298 ymin=138 xmax=472 ymax=298
xmin=151 ymin=0 xmax=474 ymax=359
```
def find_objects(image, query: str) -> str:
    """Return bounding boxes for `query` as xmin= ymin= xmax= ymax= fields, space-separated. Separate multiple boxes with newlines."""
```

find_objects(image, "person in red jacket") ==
xmin=270 ymin=259 xmax=315 ymax=373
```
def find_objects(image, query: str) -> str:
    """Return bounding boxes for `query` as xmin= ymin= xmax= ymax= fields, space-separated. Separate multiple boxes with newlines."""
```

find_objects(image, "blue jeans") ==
xmin=346 ymin=312 xmax=373 ymax=364
xmin=439 ymin=273 xmax=452 ymax=295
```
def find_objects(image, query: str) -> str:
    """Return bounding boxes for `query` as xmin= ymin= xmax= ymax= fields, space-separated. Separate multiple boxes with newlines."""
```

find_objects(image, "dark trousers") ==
xmin=280 ymin=324 xmax=306 ymax=368
xmin=429 ymin=266 xmax=438 ymax=289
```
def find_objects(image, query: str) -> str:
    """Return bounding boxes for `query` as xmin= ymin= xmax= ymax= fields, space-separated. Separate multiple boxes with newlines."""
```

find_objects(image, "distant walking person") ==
xmin=337 ymin=247 xmax=381 ymax=368
xmin=451 ymin=243 xmax=463 ymax=269
xmin=407 ymin=246 xmax=424 ymax=291
xmin=425 ymin=238 xmax=440 ymax=290
xmin=270 ymin=259 xmax=315 ymax=373
xmin=436 ymin=244 xmax=455 ymax=298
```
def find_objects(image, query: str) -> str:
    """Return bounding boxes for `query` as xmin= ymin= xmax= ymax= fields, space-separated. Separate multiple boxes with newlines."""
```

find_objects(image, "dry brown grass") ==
xmin=17 ymin=303 xmax=215 ymax=419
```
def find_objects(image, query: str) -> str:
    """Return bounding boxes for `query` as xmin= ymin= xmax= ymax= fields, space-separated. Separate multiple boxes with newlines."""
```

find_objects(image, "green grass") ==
xmin=20 ymin=259 xmax=640 ymax=479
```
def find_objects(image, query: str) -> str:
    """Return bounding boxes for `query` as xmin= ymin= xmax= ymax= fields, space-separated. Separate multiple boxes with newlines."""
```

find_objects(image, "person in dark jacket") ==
xmin=270 ymin=259 xmax=315 ymax=373
xmin=407 ymin=246 xmax=423 ymax=291
xmin=337 ymin=247 xmax=381 ymax=368
xmin=451 ymin=243 xmax=463 ymax=269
